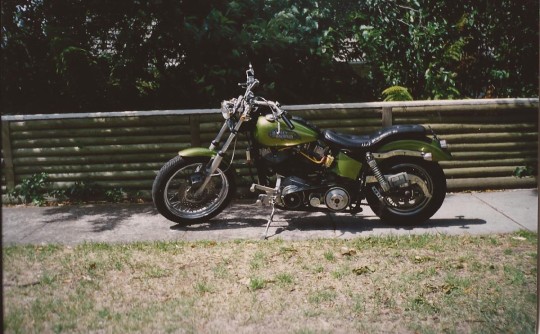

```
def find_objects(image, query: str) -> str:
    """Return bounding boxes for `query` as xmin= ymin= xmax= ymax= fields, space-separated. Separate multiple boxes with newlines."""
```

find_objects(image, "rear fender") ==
xmin=374 ymin=139 xmax=452 ymax=161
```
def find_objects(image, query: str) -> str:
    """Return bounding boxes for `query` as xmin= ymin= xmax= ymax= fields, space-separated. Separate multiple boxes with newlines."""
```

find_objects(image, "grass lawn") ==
xmin=3 ymin=231 xmax=537 ymax=333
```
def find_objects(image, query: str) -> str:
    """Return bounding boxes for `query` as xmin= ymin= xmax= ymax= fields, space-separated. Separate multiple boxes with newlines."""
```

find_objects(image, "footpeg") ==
xmin=256 ymin=194 xmax=271 ymax=206
xmin=250 ymin=183 xmax=276 ymax=194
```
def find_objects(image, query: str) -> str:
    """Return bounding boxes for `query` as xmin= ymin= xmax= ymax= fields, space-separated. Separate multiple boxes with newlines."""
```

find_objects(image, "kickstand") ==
xmin=261 ymin=197 xmax=276 ymax=240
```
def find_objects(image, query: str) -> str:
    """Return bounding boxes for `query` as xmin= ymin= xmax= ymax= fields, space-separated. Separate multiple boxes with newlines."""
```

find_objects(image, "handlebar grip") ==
xmin=281 ymin=113 xmax=295 ymax=130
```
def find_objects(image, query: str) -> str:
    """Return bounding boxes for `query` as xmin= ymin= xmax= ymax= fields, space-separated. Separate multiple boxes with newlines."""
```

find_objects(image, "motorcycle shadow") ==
xmin=286 ymin=215 xmax=487 ymax=236
xmin=170 ymin=203 xmax=487 ymax=237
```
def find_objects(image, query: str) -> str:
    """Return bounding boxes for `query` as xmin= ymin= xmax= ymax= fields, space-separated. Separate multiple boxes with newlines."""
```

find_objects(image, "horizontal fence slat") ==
xmin=12 ymin=143 xmax=192 ymax=157
xmin=396 ymin=116 xmax=537 ymax=125
xmin=442 ymin=132 xmax=537 ymax=143
xmin=425 ymin=123 xmax=538 ymax=134
xmin=443 ymin=166 xmax=518 ymax=178
xmin=447 ymin=141 xmax=537 ymax=152
xmin=17 ymin=170 xmax=157 ymax=182
xmin=450 ymin=150 xmax=538 ymax=159
xmin=8 ymin=115 xmax=191 ymax=131
xmin=48 ymin=180 xmax=155 ymax=190
xmin=16 ymin=162 xmax=164 ymax=175
xmin=12 ymin=153 xmax=180 ymax=166
xmin=439 ymin=157 xmax=537 ymax=168
xmin=10 ymin=125 xmax=192 ymax=140
xmin=11 ymin=135 xmax=193 ymax=149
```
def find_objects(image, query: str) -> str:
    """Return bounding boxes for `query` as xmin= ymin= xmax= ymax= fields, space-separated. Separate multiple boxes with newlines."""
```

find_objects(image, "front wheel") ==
xmin=365 ymin=158 xmax=446 ymax=224
xmin=152 ymin=156 xmax=235 ymax=224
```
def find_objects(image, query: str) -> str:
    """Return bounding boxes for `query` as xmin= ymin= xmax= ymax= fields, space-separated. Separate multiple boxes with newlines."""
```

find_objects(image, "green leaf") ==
xmin=382 ymin=86 xmax=413 ymax=101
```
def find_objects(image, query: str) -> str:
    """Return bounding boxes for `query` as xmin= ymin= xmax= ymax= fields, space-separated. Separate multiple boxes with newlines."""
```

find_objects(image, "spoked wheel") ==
xmin=365 ymin=158 xmax=446 ymax=224
xmin=152 ymin=156 xmax=235 ymax=224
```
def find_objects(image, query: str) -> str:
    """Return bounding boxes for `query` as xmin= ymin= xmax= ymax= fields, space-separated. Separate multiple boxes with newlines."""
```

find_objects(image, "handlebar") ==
xmin=253 ymin=99 xmax=294 ymax=130
xmin=237 ymin=64 xmax=294 ymax=130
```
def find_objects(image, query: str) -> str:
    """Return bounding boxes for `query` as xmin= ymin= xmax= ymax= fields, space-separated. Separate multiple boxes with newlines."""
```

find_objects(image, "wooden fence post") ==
xmin=382 ymin=107 xmax=393 ymax=127
xmin=1 ymin=120 xmax=16 ymax=190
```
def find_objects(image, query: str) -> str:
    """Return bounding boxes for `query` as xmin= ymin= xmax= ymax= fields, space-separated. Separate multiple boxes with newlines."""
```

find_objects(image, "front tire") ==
xmin=365 ymin=158 xmax=446 ymax=224
xmin=152 ymin=156 xmax=235 ymax=224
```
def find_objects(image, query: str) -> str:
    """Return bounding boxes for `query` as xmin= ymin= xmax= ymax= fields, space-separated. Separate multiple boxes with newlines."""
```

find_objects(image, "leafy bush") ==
xmin=5 ymin=173 xmax=144 ymax=205
xmin=8 ymin=172 xmax=49 ymax=206
xmin=514 ymin=165 xmax=537 ymax=178
xmin=105 ymin=188 xmax=125 ymax=203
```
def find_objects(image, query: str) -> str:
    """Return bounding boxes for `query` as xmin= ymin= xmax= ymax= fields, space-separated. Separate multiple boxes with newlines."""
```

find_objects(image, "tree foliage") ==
xmin=345 ymin=0 xmax=539 ymax=100
xmin=1 ymin=0 xmax=537 ymax=114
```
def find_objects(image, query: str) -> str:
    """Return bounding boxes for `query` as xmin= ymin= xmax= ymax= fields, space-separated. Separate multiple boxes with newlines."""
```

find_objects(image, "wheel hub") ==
xmin=386 ymin=184 xmax=423 ymax=207
xmin=182 ymin=186 xmax=209 ymax=204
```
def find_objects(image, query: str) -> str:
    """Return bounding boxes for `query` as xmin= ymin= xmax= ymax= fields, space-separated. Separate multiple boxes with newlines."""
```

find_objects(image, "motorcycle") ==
xmin=152 ymin=65 xmax=452 ymax=238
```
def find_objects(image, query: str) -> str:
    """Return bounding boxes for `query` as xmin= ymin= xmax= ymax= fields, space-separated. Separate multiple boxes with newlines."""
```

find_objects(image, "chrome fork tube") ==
xmin=209 ymin=122 xmax=229 ymax=151
xmin=194 ymin=117 xmax=244 ymax=196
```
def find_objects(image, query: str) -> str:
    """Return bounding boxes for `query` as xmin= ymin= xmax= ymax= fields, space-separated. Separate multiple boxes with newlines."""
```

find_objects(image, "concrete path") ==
xmin=2 ymin=189 xmax=537 ymax=245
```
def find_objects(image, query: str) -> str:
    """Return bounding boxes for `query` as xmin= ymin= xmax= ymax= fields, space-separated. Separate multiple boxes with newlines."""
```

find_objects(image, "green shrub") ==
xmin=105 ymin=188 xmax=125 ymax=203
xmin=8 ymin=172 xmax=49 ymax=206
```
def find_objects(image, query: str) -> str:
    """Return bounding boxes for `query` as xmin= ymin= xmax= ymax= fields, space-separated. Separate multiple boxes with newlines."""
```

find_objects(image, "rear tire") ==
xmin=365 ymin=158 xmax=446 ymax=224
xmin=152 ymin=156 xmax=235 ymax=224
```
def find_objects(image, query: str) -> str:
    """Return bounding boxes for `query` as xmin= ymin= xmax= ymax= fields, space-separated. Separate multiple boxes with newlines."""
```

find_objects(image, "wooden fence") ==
xmin=1 ymin=98 xmax=538 ymax=198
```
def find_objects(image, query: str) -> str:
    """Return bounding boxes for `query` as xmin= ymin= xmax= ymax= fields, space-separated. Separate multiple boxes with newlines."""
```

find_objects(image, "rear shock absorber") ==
xmin=366 ymin=152 xmax=390 ymax=193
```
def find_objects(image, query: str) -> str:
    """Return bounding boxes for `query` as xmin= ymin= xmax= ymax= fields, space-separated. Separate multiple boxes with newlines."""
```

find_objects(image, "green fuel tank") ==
xmin=254 ymin=115 xmax=319 ymax=147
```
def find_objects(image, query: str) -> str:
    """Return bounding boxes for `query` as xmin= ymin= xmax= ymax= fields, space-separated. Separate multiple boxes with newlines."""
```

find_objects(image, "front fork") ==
xmin=194 ymin=117 xmax=245 ymax=196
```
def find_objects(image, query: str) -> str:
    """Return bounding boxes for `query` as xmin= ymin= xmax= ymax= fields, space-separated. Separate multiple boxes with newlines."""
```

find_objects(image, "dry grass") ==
xmin=3 ymin=231 xmax=537 ymax=333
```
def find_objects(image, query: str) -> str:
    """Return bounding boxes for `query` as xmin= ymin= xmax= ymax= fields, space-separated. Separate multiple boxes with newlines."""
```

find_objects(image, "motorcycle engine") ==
xmin=279 ymin=177 xmax=351 ymax=212
xmin=259 ymin=141 xmax=330 ymax=177
xmin=260 ymin=141 xmax=350 ymax=211
xmin=280 ymin=176 xmax=310 ymax=209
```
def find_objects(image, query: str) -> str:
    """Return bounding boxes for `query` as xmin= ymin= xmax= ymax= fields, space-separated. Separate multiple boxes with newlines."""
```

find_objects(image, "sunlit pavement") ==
xmin=2 ymin=189 xmax=537 ymax=245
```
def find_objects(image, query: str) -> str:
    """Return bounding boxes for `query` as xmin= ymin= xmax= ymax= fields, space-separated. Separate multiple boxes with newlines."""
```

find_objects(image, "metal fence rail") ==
xmin=2 ymin=98 xmax=538 ymax=197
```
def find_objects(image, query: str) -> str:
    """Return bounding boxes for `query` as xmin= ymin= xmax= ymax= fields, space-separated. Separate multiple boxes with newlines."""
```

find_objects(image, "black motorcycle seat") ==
xmin=322 ymin=124 xmax=427 ymax=150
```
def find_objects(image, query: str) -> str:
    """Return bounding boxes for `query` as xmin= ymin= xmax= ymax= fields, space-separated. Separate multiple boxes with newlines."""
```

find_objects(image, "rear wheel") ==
xmin=365 ymin=158 xmax=446 ymax=224
xmin=152 ymin=156 xmax=235 ymax=224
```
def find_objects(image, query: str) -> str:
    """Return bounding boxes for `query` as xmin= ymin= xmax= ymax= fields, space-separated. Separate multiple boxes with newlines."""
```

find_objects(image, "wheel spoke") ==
xmin=381 ymin=165 xmax=433 ymax=215
xmin=365 ymin=159 xmax=446 ymax=223
xmin=163 ymin=162 xmax=229 ymax=219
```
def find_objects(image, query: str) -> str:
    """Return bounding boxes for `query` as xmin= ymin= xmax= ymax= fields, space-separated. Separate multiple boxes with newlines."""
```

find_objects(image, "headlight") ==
xmin=221 ymin=100 xmax=234 ymax=120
